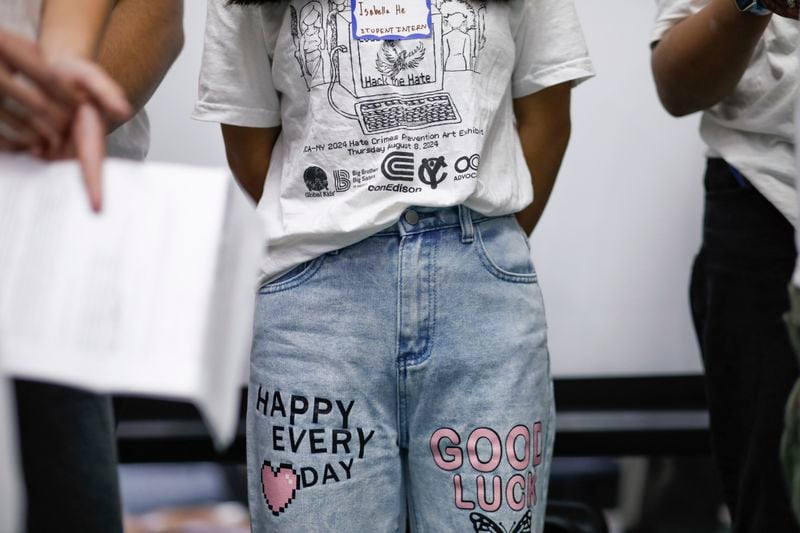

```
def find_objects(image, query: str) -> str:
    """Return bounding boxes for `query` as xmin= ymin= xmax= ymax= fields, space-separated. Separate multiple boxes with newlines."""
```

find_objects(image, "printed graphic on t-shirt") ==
xmin=289 ymin=0 xmax=488 ymax=134
xmin=284 ymin=0 xmax=494 ymax=206
xmin=430 ymin=423 xmax=546 ymax=529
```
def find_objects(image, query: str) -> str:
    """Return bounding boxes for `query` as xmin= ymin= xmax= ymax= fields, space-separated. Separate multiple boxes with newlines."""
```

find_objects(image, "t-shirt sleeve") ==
xmin=511 ymin=0 xmax=595 ymax=99
xmin=192 ymin=1 xmax=281 ymax=128
xmin=651 ymin=0 xmax=704 ymax=46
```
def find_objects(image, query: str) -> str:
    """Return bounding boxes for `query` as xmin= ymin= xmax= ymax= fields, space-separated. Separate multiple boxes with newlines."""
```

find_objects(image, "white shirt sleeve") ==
xmin=192 ymin=1 xmax=281 ymax=128
xmin=651 ymin=0 xmax=706 ymax=46
xmin=511 ymin=0 xmax=595 ymax=99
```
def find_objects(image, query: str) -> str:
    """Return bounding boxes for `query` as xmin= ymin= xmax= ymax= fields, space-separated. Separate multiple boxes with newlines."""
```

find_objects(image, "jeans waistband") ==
xmin=374 ymin=205 xmax=490 ymax=243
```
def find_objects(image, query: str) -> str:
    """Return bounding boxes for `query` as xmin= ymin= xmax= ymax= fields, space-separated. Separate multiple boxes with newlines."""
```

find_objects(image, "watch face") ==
xmin=734 ymin=0 xmax=757 ymax=10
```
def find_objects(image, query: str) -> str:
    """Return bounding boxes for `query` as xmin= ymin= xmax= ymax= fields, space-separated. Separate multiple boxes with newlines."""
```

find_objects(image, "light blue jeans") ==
xmin=248 ymin=206 xmax=554 ymax=532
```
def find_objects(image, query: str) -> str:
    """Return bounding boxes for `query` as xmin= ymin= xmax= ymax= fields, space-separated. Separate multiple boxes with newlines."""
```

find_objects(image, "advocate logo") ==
xmin=418 ymin=156 xmax=448 ymax=190
xmin=381 ymin=151 xmax=415 ymax=182
xmin=454 ymin=154 xmax=480 ymax=181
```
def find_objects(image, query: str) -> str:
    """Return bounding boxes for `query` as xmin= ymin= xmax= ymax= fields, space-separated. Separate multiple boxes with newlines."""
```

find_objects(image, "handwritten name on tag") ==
xmin=352 ymin=0 xmax=432 ymax=41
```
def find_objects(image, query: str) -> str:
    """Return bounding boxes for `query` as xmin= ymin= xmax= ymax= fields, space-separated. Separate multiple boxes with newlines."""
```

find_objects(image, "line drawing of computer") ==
xmin=288 ymin=0 xmax=488 ymax=136
xmin=333 ymin=9 xmax=462 ymax=135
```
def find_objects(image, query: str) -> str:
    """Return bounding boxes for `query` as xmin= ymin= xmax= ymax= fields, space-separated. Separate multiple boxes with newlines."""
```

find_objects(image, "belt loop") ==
xmin=459 ymin=205 xmax=474 ymax=244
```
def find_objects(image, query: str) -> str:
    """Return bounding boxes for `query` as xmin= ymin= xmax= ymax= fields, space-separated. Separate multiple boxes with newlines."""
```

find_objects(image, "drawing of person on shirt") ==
xmin=299 ymin=1 xmax=328 ymax=87
xmin=441 ymin=0 xmax=475 ymax=71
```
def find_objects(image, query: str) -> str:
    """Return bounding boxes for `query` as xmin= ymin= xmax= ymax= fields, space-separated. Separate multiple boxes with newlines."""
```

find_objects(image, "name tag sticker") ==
xmin=352 ymin=0 xmax=433 ymax=41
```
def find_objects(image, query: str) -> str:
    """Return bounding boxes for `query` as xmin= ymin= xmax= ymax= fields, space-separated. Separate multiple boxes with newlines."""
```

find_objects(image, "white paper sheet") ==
xmin=0 ymin=155 xmax=263 ymax=447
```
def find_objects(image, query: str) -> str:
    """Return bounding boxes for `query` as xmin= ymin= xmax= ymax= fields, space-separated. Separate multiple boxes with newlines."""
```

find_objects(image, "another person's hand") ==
xmin=0 ymin=29 xmax=131 ymax=211
xmin=46 ymin=55 xmax=133 ymax=211
xmin=0 ymin=30 xmax=73 ymax=155
xmin=760 ymin=0 xmax=800 ymax=19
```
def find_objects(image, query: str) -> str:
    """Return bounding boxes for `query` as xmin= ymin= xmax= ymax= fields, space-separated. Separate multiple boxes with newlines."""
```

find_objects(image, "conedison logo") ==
xmin=381 ymin=151 xmax=416 ymax=182
xmin=368 ymin=183 xmax=422 ymax=193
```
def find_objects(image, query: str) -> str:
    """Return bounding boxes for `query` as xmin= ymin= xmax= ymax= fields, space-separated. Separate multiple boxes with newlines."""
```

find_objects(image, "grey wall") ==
xmin=531 ymin=0 xmax=705 ymax=376
xmin=146 ymin=1 xmax=226 ymax=167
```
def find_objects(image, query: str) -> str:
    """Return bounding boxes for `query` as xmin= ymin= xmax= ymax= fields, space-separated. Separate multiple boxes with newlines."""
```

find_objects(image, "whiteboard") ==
xmin=145 ymin=0 xmax=707 ymax=377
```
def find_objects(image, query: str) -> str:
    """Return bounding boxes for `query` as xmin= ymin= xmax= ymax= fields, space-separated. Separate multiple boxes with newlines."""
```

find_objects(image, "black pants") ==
xmin=690 ymin=159 xmax=800 ymax=532
xmin=14 ymin=380 xmax=123 ymax=533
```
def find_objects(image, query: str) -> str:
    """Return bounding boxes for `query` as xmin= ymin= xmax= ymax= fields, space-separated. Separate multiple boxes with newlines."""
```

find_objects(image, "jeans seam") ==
xmin=258 ymin=255 xmax=326 ymax=294
xmin=474 ymin=223 xmax=539 ymax=284
xmin=430 ymin=237 xmax=437 ymax=363
xmin=402 ymin=221 xmax=461 ymax=237
xmin=396 ymin=237 xmax=404 ymax=366
xmin=397 ymin=361 xmax=409 ymax=449
xmin=396 ymin=238 xmax=408 ymax=449
xmin=407 ymin=479 xmax=422 ymax=533
xmin=403 ymin=236 xmax=436 ymax=367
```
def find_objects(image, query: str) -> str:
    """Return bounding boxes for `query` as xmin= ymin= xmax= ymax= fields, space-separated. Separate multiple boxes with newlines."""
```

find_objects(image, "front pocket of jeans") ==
xmin=258 ymin=254 xmax=326 ymax=294
xmin=475 ymin=217 xmax=538 ymax=283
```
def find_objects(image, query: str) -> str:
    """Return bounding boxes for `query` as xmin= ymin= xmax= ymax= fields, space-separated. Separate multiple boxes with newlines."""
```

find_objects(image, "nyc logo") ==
xmin=418 ymin=156 xmax=448 ymax=189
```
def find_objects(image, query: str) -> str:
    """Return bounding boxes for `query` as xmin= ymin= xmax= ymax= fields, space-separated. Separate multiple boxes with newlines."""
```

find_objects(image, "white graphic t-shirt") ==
xmin=195 ymin=0 xmax=594 ymax=280
xmin=653 ymin=0 xmax=798 ymax=224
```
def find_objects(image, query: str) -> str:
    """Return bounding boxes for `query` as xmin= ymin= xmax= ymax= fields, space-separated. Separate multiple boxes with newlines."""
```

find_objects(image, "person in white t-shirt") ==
xmin=651 ymin=1 xmax=798 ymax=531
xmin=0 ymin=2 xmax=184 ymax=532
xmin=195 ymin=0 xmax=594 ymax=531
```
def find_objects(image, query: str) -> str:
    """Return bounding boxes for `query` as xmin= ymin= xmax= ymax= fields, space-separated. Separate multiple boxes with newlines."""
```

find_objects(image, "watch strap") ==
xmin=734 ymin=0 xmax=772 ymax=15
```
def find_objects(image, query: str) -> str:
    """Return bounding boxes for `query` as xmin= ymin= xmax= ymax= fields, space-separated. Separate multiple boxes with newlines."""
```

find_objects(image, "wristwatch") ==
xmin=734 ymin=0 xmax=772 ymax=15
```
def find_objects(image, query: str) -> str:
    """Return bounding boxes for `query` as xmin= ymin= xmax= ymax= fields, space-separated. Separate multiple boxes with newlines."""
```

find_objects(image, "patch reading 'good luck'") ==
xmin=430 ymin=423 xmax=546 ymax=516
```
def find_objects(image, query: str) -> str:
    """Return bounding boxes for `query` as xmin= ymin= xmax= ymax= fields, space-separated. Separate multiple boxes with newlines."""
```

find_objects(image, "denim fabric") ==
xmin=690 ymin=159 xmax=799 ymax=533
xmin=248 ymin=206 xmax=554 ymax=532
xmin=782 ymin=283 xmax=800 ymax=525
xmin=14 ymin=380 xmax=123 ymax=533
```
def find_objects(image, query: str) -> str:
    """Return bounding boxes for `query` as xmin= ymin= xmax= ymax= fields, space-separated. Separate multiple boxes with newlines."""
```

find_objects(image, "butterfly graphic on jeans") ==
xmin=469 ymin=510 xmax=532 ymax=533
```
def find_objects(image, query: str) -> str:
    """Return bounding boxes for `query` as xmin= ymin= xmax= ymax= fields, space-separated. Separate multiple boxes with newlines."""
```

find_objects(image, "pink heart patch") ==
xmin=261 ymin=462 xmax=300 ymax=516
